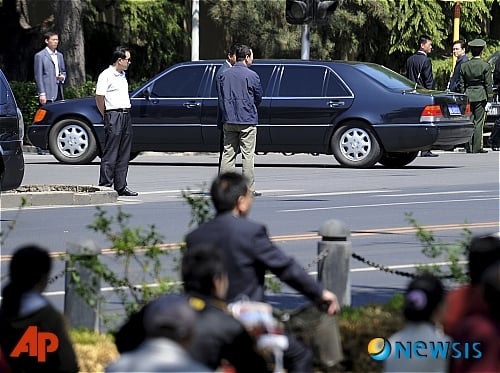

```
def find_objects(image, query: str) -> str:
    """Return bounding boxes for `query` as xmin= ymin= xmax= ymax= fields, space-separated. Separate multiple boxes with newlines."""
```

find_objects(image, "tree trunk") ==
xmin=52 ymin=0 xmax=85 ymax=87
xmin=0 ymin=0 xmax=39 ymax=81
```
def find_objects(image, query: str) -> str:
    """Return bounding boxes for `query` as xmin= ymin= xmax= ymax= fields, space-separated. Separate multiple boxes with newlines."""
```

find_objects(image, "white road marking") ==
xmin=280 ymin=197 xmax=500 ymax=212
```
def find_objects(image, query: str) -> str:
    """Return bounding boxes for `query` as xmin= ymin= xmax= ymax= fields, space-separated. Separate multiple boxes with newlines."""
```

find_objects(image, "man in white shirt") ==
xmin=95 ymin=46 xmax=137 ymax=196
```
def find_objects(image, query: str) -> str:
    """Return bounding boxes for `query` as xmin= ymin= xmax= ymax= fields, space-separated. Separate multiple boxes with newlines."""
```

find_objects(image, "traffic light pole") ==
xmin=301 ymin=23 xmax=310 ymax=60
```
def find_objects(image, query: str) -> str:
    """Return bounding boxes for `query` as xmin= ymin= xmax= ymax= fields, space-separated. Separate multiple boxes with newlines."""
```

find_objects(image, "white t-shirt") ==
xmin=95 ymin=65 xmax=131 ymax=110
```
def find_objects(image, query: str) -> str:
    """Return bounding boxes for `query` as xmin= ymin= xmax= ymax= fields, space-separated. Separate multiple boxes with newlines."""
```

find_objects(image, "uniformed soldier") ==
xmin=458 ymin=39 xmax=493 ymax=153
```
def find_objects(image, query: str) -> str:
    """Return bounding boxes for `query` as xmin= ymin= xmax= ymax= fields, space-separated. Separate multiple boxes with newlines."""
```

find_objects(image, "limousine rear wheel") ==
xmin=49 ymin=119 xmax=98 ymax=164
xmin=331 ymin=123 xmax=382 ymax=168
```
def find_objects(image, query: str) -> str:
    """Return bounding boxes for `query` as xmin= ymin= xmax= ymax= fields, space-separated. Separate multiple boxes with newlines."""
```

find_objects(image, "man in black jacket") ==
xmin=182 ymin=245 xmax=270 ymax=372
xmin=406 ymin=34 xmax=438 ymax=157
xmin=185 ymin=172 xmax=340 ymax=372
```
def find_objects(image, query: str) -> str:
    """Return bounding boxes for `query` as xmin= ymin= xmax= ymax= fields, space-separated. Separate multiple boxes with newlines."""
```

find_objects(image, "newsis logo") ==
xmin=368 ymin=338 xmax=392 ymax=361
xmin=368 ymin=338 xmax=482 ymax=361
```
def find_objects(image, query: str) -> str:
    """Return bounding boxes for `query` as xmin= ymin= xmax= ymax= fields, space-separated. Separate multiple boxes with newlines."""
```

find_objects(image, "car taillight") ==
xmin=420 ymin=105 xmax=443 ymax=122
xmin=33 ymin=109 xmax=47 ymax=123
xmin=465 ymin=103 xmax=471 ymax=115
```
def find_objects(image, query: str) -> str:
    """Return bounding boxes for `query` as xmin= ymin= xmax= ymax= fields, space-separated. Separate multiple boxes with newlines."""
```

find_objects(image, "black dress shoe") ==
xmin=420 ymin=151 xmax=439 ymax=157
xmin=252 ymin=191 xmax=262 ymax=197
xmin=117 ymin=187 xmax=138 ymax=196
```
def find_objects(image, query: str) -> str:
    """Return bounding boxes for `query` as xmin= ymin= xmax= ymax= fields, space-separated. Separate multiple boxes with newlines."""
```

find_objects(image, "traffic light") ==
xmin=285 ymin=0 xmax=313 ymax=25
xmin=314 ymin=0 xmax=339 ymax=25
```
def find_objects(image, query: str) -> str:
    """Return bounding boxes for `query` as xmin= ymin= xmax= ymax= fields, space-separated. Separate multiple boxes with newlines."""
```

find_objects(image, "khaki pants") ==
xmin=220 ymin=123 xmax=257 ymax=192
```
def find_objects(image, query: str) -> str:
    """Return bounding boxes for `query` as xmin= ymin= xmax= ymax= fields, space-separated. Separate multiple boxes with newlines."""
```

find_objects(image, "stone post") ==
xmin=317 ymin=219 xmax=351 ymax=306
xmin=64 ymin=240 xmax=101 ymax=332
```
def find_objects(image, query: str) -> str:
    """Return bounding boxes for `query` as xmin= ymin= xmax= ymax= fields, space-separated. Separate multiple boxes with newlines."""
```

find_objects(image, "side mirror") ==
xmin=143 ymin=87 xmax=151 ymax=100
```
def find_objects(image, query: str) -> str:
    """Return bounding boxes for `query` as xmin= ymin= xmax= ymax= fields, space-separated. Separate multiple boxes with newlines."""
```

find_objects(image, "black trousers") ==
xmin=99 ymin=111 xmax=132 ymax=191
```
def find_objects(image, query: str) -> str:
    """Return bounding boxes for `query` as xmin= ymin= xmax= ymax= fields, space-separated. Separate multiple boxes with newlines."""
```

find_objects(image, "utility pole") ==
xmin=191 ymin=0 xmax=200 ymax=61
xmin=301 ymin=24 xmax=310 ymax=60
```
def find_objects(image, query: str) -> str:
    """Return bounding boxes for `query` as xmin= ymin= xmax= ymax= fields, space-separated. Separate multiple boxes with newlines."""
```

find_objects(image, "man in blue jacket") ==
xmin=219 ymin=44 xmax=263 ymax=196
xmin=216 ymin=43 xmax=239 ymax=173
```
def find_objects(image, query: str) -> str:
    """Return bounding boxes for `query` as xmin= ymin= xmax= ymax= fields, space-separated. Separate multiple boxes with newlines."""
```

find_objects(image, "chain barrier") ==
xmin=48 ymin=268 xmax=69 ymax=285
xmin=304 ymin=248 xmax=456 ymax=280
xmin=303 ymin=248 xmax=330 ymax=272
xmin=350 ymin=252 xmax=416 ymax=278
xmin=350 ymin=252 xmax=456 ymax=280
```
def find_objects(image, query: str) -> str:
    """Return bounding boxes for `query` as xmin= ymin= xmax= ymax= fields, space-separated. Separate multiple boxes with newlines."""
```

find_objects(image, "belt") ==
xmin=105 ymin=108 xmax=130 ymax=113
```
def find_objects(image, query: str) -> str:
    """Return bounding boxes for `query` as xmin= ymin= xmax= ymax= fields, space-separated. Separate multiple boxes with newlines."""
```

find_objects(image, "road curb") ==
xmin=0 ymin=185 xmax=117 ymax=209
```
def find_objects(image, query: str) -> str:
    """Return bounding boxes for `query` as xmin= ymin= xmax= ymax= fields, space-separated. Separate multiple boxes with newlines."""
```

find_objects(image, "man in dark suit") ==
xmin=449 ymin=39 xmax=468 ymax=93
xmin=186 ymin=172 xmax=340 ymax=372
xmin=458 ymin=39 xmax=493 ymax=153
xmin=216 ymin=44 xmax=239 ymax=173
xmin=406 ymin=34 xmax=438 ymax=157
xmin=406 ymin=34 xmax=435 ymax=90
xmin=34 ymin=31 xmax=66 ymax=105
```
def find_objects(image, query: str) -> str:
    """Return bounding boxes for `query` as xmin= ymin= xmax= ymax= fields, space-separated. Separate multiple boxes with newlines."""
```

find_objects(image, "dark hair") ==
xmin=470 ymin=46 xmax=483 ymax=57
xmin=182 ymin=245 xmax=226 ymax=296
xmin=235 ymin=44 xmax=252 ymax=61
xmin=210 ymin=172 xmax=249 ymax=213
xmin=403 ymin=273 xmax=444 ymax=322
xmin=227 ymin=43 xmax=241 ymax=57
xmin=1 ymin=245 xmax=52 ymax=317
xmin=468 ymin=234 xmax=500 ymax=283
xmin=43 ymin=31 xmax=58 ymax=41
xmin=419 ymin=34 xmax=432 ymax=46
xmin=453 ymin=39 xmax=466 ymax=50
xmin=112 ymin=46 xmax=130 ymax=64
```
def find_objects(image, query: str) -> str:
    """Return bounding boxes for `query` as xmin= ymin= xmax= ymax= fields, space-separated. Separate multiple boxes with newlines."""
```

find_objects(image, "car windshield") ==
xmin=353 ymin=64 xmax=415 ymax=90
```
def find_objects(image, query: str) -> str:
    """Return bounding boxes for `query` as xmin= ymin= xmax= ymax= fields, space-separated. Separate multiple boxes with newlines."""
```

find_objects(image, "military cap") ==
xmin=468 ymin=39 xmax=486 ymax=47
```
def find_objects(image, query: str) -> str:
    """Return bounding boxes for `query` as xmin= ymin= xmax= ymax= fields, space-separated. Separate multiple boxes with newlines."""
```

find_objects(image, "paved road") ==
xmin=0 ymin=150 xmax=498 ymax=329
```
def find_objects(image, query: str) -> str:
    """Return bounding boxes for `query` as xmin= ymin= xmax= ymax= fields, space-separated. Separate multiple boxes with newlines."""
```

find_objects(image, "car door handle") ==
xmin=328 ymin=100 xmax=344 ymax=108
xmin=183 ymin=102 xmax=200 ymax=109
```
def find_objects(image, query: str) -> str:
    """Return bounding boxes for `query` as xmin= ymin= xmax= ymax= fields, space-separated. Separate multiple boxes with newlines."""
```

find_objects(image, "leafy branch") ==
xmin=405 ymin=212 xmax=471 ymax=284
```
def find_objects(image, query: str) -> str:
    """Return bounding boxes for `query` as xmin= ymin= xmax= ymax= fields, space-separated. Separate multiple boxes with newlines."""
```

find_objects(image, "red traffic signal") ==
xmin=285 ymin=0 xmax=313 ymax=25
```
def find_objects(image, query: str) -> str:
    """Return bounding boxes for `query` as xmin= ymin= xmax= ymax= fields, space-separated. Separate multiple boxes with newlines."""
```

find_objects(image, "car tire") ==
xmin=331 ymin=122 xmax=382 ymax=168
xmin=378 ymin=151 xmax=419 ymax=168
xmin=49 ymin=119 xmax=98 ymax=164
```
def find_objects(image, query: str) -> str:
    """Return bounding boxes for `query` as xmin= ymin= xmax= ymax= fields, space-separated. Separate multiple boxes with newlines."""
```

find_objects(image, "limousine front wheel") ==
xmin=49 ymin=119 xmax=98 ymax=165
xmin=331 ymin=123 xmax=382 ymax=168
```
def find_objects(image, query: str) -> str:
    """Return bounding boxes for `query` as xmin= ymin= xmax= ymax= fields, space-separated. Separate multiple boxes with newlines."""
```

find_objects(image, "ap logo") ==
xmin=10 ymin=326 xmax=59 ymax=362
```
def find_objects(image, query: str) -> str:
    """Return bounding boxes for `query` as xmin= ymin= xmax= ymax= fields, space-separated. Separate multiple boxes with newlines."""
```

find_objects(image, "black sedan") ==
xmin=0 ymin=69 xmax=24 ymax=191
xmin=28 ymin=60 xmax=474 ymax=168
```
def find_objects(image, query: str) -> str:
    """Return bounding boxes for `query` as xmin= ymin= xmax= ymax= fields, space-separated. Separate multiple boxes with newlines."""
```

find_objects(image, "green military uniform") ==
xmin=458 ymin=39 xmax=493 ymax=153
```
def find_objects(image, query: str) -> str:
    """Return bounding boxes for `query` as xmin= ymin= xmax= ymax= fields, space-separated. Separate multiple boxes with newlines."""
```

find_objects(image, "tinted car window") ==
xmin=210 ymin=64 xmax=275 ymax=97
xmin=151 ymin=65 xmax=206 ymax=98
xmin=325 ymin=70 xmax=351 ymax=97
xmin=354 ymin=64 xmax=414 ymax=90
xmin=250 ymin=65 xmax=275 ymax=95
xmin=278 ymin=66 xmax=325 ymax=97
xmin=0 ymin=74 xmax=16 ymax=115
